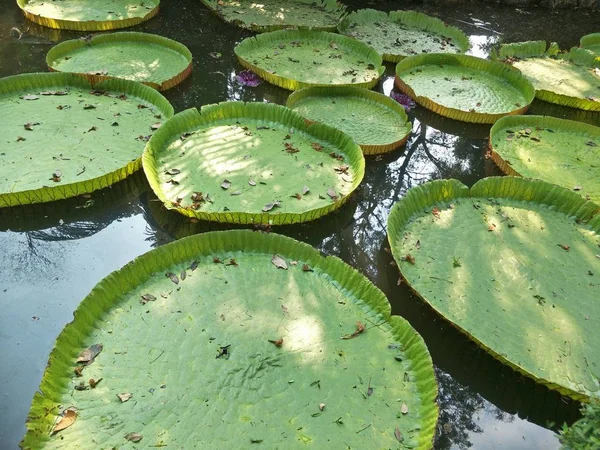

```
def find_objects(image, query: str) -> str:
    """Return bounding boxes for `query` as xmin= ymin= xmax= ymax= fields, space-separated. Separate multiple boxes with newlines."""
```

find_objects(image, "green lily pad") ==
xmin=490 ymin=115 xmax=600 ymax=204
xmin=338 ymin=9 xmax=469 ymax=63
xmin=21 ymin=230 xmax=438 ymax=449
xmin=395 ymin=53 xmax=535 ymax=123
xmin=581 ymin=33 xmax=600 ymax=56
xmin=286 ymin=86 xmax=412 ymax=155
xmin=235 ymin=30 xmax=385 ymax=91
xmin=46 ymin=32 xmax=192 ymax=91
xmin=17 ymin=0 xmax=160 ymax=31
xmin=496 ymin=41 xmax=600 ymax=111
xmin=142 ymin=102 xmax=365 ymax=224
xmin=0 ymin=72 xmax=173 ymax=208
xmin=200 ymin=0 xmax=346 ymax=32
xmin=387 ymin=177 xmax=600 ymax=400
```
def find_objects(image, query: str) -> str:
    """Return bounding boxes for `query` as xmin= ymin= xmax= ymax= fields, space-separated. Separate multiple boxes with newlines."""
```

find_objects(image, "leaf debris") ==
xmin=342 ymin=321 xmax=365 ymax=339
xmin=272 ymin=255 xmax=288 ymax=270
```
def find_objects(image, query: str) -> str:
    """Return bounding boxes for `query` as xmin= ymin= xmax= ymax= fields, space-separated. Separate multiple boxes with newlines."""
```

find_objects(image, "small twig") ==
xmin=429 ymin=276 xmax=453 ymax=284
xmin=356 ymin=423 xmax=372 ymax=434
xmin=150 ymin=350 xmax=164 ymax=364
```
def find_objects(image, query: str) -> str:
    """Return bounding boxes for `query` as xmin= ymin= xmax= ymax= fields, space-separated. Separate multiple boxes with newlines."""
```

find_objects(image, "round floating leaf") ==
xmin=395 ymin=53 xmax=535 ymax=124
xmin=16 ymin=0 xmax=160 ymax=31
xmin=490 ymin=115 xmax=600 ymax=204
xmin=21 ymin=230 xmax=438 ymax=449
xmin=142 ymin=102 xmax=365 ymax=225
xmin=0 ymin=72 xmax=173 ymax=208
xmin=338 ymin=9 xmax=469 ymax=63
xmin=235 ymin=30 xmax=385 ymax=91
xmin=495 ymin=41 xmax=600 ymax=111
xmin=286 ymin=86 xmax=412 ymax=154
xmin=200 ymin=0 xmax=347 ymax=32
xmin=581 ymin=33 xmax=600 ymax=57
xmin=387 ymin=177 xmax=600 ymax=400
xmin=46 ymin=32 xmax=192 ymax=91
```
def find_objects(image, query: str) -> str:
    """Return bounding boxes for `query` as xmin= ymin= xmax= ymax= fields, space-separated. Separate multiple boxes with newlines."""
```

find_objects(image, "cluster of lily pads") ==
xmin=6 ymin=1 xmax=599 ymax=449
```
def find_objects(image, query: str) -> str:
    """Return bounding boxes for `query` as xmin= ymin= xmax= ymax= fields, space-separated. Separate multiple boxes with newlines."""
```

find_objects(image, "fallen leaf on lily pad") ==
xmin=151 ymin=123 xmax=161 ymax=130
xmin=272 ymin=255 xmax=288 ymax=270
xmin=262 ymin=201 xmax=281 ymax=212
xmin=53 ymin=408 xmax=77 ymax=434
xmin=302 ymin=264 xmax=314 ymax=272
xmin=165 ymin=168 xmax=181 ymax=176
xmin=326 ymin=188 xmax=338 ymax=200
xmin=125 ymin=432 xmax=143 ymax=443
xmin=20 ymin=94 xmax=39 ymax=100
xmin=77 ymin=344 xmax=103 ymax=365
xmin=342 ymin=321 xmax=365 ymax=339
xmin=319 ymin=403 xmax=326 ymax=411
xmin=166 ymin=272 xmax=179 ymax=284
xmin=302 ymin=186 xmax=310 ymax=195
xmin=401 ymin=403 xmax=409 ymax=414
xmin=221 ymin=179 xmax=231 ymax=190
xmin=140 ymin=293 xmax=156 ymax=305
xmin=394 ymin=427 xmax=403 ymax=442
xmin=117 ymin=392 xmax=133 ymax=403
xmin=268 ymin=338 xmax=283 ymax=347
xmin=89 ymin=378 xmax=102 ymax=388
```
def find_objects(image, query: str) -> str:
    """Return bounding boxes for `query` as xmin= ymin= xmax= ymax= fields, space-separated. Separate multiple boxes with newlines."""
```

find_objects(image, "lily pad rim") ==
xmin=45 ymin=31 xmax=193 ymax=91
xmin=286 ymin=85 xmax=412 ymax=154
xmin=387 ymin=176 xmax=600 ymax=400
xmin=0 ymin=72 xmax=174 ymax=208
xmin=337 ymin=8 xmax=471 ymax=63
xmin=16 ymin=0 xmax=161 ymax=31
xmin=20 ymin=229 xmax=439 ymax=449
xmin=142 ymin=101 xmax=366 ymax=225
xmin=394 ymin=52 xmax=536 ymax=124
xmin=234 ymin=29 xmax=385 ymax=91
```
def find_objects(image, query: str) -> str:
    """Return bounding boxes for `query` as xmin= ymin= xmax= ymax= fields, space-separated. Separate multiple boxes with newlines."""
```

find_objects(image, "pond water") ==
xmin=0 ymin=1 xmax=598 ymax=448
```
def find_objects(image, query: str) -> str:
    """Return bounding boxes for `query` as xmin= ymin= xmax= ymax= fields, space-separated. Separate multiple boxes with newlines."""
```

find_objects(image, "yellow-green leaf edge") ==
xmin=395 ymin=53 xmax=535 ymax=124
xmin=286 ymin=86 xmax=412 ymax=155
xmin=337 ymin=8 xmax=470 ymax=63
xmin=16 ymin=0 xmax=160 ymax=31
xmin=142 ymin=102 xmax=366 ymax=225
xmin=0 ymin=72 xmax=174 ymax=208
xmin=387 ymin=176 xmax=600 ymax=400
xmin=494 ymin=40 xmax=600 ymax=112
xmin=235 ymin=30 xmax=385 ymax=91
xmin=20 ymin=229 xmax=439 ymax=449
xmin=46 ymin=32 xmax=193 ymax=91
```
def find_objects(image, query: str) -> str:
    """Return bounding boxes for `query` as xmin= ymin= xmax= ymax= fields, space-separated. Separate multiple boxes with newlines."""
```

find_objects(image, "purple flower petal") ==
xmin=236 ymin=70 xmax=262 ymax=87
xmin=391 ymin=92 xmax=415 ymax=111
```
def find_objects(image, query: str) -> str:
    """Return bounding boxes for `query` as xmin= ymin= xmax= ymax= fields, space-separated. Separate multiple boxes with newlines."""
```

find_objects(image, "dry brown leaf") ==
xmin=89 ymin=378 xmax=102 ymax=388
xmin=125 ymin=432 xmax=143 ymax=442
xmin=53 ymin=408 xmax=77 ymax=434
xmin=271 ymin=255 xmax=288 ymax=270
xmin=117 ymin=392 xmax=133 ymax=403
xmin=77 ymin=344 xmax=103 ymax=365
xmin=394 ymin=427 xmax=403 ymax=442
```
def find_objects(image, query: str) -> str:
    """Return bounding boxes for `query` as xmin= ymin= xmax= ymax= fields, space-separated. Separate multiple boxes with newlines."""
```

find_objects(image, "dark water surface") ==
xmin=0 ymin=1 xmax=599 ymax=448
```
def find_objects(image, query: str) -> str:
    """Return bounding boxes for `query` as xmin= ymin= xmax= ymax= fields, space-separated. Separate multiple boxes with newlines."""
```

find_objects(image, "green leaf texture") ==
xmin=490 ymin=115 xmax=600 ymax=204
xmin=200 ymin=0 xmax=346 ymax=32
xmin=142 ymin=102 xmax=365 ymax=224
xmin=496 ymin=41 xmax=600 ymax=111
xmin=46 ymin=32 xmax=192 ymax=91
xmin=235 ymin=30 xmax=385 ymax=91
xmin=0 ymin=72 xmax=173 ymax=208
xmin=338 ymin=9 xmax=469 ymax=63
xmin=286 ymin=86 xmax=412 ymax=155
xmin=581 ymin=33 xmax=600 ymax=57
xmin=21 ymin=230 xmax=438 ymax=449
xmin=388 ymin=177 xmax=600 ymax=400
xmin=16 ymin=0 xmax=160 ymax=31
xmin=395 ymin=53 xmax=535 ymax=123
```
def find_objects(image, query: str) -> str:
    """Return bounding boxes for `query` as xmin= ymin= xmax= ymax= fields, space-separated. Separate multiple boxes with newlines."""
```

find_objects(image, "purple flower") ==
xmin=236 ymin=70 xmax=262 ymax=87
xmin=391 ymin=92 xmax=415 ymax=111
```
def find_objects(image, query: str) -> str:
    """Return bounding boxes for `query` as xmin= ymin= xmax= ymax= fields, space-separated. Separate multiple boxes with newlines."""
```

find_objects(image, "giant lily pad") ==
xmin=286 ymin=86 xmax=412 ymax=154
xmin=143 ymin=102 xmax=365 ymax=224
xmin=395 ymin=53 xmax=535 ymax=123
xmin=581 ymin=33 xmax=600 ymax=56
xmin=338 ymin=9 xmax=469 ymax=63
xmin=16 ymin=0 xmax=160 ymax=31
xmin=496 ymin=41 xmax=600 ymax=112
xmin=387 ymin=177 xmax=600 ymax=400
xmin=235 ymin=30 xmax=385 ymax=91
xmin=46 ymin=32 xmax=192 ymax=91
xmin=490 ymin=115 xmax=600 ymax=204
xmin=0 ymin=73 xmax=173 ymax=208
xmin=200 ymin=0 xmax=346 ymax=32
xmin=21 ymin=230 xmax=438 ymax=449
